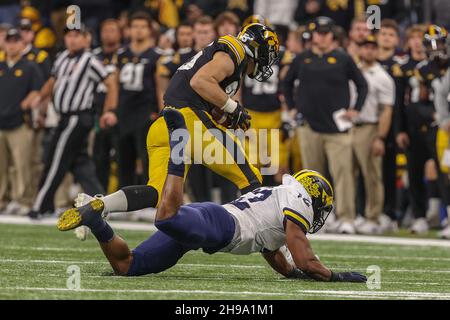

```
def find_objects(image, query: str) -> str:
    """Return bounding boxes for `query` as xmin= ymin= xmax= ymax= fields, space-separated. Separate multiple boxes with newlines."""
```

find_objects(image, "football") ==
xmin=211 ymin=106 xmax=232 ymax=127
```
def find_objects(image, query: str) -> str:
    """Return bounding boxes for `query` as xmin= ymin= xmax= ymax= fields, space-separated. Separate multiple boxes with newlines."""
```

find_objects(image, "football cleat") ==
xmin=73 ymin=193 xmax=104 ymax=241
xmin=409 ymin=218 xmax=429 ymax=235
xmin=57 ymin=198 xmax=104 ymax=231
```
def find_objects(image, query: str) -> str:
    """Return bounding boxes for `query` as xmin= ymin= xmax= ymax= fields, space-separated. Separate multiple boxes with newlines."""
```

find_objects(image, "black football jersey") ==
xmin=118 ymin=47 xmax=161 ymax=113
xmin=157 ymin=47 xmax=197 ymax=79
xmin=416 ymin=59 xmax=449 ymax=104
xmin=241 ymin=48 xmax=292 ymax=112
xmin=92 ymin=47 xmax=119 ymax=114
xmin=164 ymin=35 xmax=248 ymax=113
xmin=23 ymin=45 xmax=51 ymax=80
xmin=399 ymin=56 xmax=424 ymax=106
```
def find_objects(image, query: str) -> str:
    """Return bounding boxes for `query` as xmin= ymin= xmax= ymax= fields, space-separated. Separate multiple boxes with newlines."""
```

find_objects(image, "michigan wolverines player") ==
xmin=57 ymin=108 xmax=366 ymax=283
xmin=67 ymin=23 xmax=280 ymax=221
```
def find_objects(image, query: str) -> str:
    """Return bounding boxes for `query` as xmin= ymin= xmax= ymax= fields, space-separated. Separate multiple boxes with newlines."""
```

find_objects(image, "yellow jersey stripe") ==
xmin=218 ymin=38 xmax=242 ymax=64
xmin=284 ymin=209 xmax=310 ymax=231
xmin=218 ymin=36 xmax=245 ymax=64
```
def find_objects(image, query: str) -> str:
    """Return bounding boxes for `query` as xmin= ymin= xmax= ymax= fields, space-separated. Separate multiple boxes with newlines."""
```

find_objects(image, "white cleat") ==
xmin=438 ymin=225 xmax=450 ymax=239
xmin=409 ymin=218 xmax=429 ymax=235
xmin=379 ymin=214 xmax=398 ymax=233
xmin=73 ymin=193 xmax=104 ymax=241
xmin=356 ymin=220 xmax=381 ymax=235
xmin=338 ymin=221 xmax=356 ymax=234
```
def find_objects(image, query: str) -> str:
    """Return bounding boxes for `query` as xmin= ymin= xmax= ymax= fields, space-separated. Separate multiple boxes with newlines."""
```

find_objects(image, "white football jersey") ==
xmin=222 ymin=175 xmax=315 ymax=255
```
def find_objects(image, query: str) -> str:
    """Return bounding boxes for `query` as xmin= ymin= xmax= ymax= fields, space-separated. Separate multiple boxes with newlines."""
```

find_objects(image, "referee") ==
xmin=28 ymin=25 xmax=118 ymax=218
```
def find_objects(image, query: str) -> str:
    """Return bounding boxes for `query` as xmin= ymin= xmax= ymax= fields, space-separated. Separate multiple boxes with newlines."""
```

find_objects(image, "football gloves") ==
xmin=229 ymin=102 xmax=251 ymax=131
xmin=330 ymin=271 xmax=367 ymax=283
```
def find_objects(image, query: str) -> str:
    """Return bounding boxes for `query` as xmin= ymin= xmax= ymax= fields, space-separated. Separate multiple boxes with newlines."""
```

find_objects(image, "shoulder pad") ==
xmin=217 ymin=35 xmax=246 ymax=65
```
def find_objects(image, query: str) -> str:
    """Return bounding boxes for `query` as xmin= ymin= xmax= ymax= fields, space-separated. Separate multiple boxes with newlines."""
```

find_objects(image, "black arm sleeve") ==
xmin=282 ymin=56 xmax=300 ymax=110
xmin=347 ymin=57 xmax=368 ymax=111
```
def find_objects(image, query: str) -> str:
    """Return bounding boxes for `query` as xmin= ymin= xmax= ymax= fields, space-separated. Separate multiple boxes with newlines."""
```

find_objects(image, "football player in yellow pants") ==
xmin=58 ymin=23 xmax=280 ymax=229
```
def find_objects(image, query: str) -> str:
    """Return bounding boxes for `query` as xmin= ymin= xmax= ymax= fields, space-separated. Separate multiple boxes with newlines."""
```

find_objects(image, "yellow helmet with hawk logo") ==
xmin=237 ymin=23 xmax=280 ymax=82
xmin=293 ymin=170 xmax=334 ymax=233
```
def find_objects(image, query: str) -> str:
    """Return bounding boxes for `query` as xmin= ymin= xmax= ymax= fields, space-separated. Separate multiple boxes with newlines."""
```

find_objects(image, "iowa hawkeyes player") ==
xmin=60 ymin=23 xmax=280 ymax=223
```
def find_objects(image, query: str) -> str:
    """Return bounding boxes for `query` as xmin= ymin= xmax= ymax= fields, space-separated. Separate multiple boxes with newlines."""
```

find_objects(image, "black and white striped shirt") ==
xmin=51 ymin=49 xmax=109 ymax=114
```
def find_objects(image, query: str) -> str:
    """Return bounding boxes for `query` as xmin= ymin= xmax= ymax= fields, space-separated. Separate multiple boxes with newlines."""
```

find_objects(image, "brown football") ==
xmin=211 ymin=107 xmax=232 ymax=128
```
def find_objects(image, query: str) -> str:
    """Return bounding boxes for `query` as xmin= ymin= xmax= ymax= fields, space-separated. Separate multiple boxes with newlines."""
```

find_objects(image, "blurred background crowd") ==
xmin=1 ymin=0 xmax=450 ymax=238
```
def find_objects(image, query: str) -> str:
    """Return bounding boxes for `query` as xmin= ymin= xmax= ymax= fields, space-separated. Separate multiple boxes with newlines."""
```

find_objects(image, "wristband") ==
xmin=221 ymin=98 xmax=238 ymax=113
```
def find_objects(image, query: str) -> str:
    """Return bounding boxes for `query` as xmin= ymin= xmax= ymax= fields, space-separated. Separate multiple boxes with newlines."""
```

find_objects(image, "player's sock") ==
xmin=82 ymin=210 xmax=114 ymax=242
xmin=163 ymin=108 xmax=189 ymax=177
xmin=102 ymin=186 xmax=159 ymax=212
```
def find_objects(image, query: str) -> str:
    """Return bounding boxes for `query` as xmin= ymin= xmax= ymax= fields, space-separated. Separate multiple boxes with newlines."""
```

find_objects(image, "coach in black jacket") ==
xmin=283 ymin=17 xmax=368 ymax=234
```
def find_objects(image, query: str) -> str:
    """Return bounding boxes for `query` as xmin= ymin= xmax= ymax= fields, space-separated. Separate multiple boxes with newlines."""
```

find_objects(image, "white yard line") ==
xmin=1 ymin=258 xmax=450 ymax=275
xmin=1 ymin=287 xmax=449 ymax=299
xmin=2 ymin=214 xmax=450 ymax=247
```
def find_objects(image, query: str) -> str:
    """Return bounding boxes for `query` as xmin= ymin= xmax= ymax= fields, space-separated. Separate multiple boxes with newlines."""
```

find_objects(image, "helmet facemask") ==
xmin=249 ymin=43 xmax=279 ymax=82
xmin=311 ymin=201 xmax=333 ymax=234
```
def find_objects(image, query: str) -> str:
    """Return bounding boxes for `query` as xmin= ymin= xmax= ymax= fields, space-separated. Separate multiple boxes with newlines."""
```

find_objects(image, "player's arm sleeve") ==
xmin=216 ymin=36 xmax=246 ymax=70
xmin=89 ymin=56 xmax=109 ymax=83
xmin=282 ymin=55 xmax=300 ymax=110
xmin=347 ymin=56 xmax=368 ymax=111
xmin=435 ymin=69 xmax=450 ymax=127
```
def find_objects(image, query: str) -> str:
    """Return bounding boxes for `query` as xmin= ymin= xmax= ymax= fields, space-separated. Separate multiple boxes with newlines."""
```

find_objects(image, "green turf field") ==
xmin=1 ymin=223 xmax=450 ymax=300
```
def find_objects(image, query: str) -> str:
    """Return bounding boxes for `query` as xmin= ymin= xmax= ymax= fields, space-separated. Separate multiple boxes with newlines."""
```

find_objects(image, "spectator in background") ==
xmin=192 ymin=15 xmax=216 ymax=52
xmin=347 ymin=16 xmax=370 ymax=62
xmin=92 ymin=19 xmax=122 ymax=191
xmin=376 ymin=19 xmax=404 ymax=230
xmin=352 ymin=35 xmax=395 ymax=234
xmin=20 ymin=6 xmax=56 ymax=53
xmin=283 ymin=17 xmax=368 ymax=234
xmin=214 ymin=11 xmax=240 ymax=37
xmin=423 ymin=0 xmax=450 ymax=30
xmin=0 ymin=0 xmax=20 ymax=25
xmin=295 ymin=0 xmax=354 ymax=31
xmin=116 ymin=12 xmax=161 ymax=187
xmin=0 ymin=24 xmax=12 ymax=52
xmin=19 ymin=19 xmax=52 ymax=80
xmin=254 ymin=0 xmax=297 ymax=43
xmin=0 ymin=29 xmax=43 ymax=215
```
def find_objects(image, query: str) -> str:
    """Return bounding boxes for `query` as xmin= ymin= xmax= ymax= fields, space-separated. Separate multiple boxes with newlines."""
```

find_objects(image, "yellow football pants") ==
xmin=245 ymin=109 xmax=288 ymax=170
xmin=147 ymin=107 xmax=262 ymax=205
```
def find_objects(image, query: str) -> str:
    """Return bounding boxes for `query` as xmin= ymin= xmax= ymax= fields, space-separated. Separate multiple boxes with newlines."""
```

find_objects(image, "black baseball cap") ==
xmin=19 ymin=18 xmax=32 ymax=31
xmin=308 ymin=16 xmax=335 ymax=34
xmin=5 ymin=28 xmax=22 ymax=41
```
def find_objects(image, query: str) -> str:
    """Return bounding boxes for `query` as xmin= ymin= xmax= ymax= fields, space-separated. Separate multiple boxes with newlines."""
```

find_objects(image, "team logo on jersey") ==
xmin=327 ymin=57 xmax=337 ymax=64
xmin=15 ymin=69 xmax=23 ymax=77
